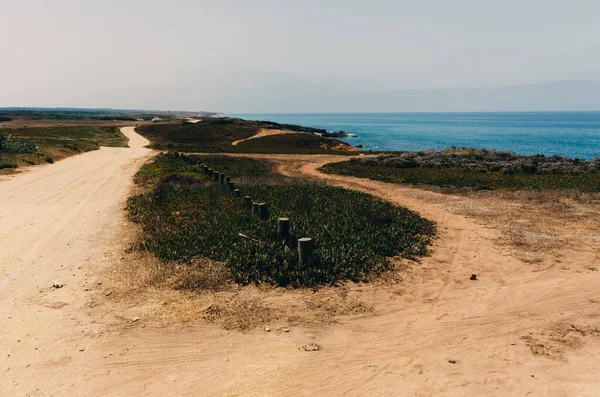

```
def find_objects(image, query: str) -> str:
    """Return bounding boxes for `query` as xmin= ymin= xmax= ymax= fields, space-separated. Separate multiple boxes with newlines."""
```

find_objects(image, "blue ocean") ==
xmin=234 ymin=112 xmax=600 ymax=160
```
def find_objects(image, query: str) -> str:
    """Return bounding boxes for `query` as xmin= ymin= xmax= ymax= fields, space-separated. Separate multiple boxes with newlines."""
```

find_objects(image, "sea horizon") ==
xmin=233 ymin=111 xmax=600 ymax=160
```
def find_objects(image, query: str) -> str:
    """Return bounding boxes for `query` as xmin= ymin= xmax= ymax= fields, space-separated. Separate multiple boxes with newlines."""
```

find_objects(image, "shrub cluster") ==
xmin=128 ymin=153 xmax=435 ymax=287
xmin=322 ymin=148 xmax=600 ymax=191
xmin=0 ymin=134 xmax=39 ymax=153
xmin=365 ymin=148 xmax=600 ymax=174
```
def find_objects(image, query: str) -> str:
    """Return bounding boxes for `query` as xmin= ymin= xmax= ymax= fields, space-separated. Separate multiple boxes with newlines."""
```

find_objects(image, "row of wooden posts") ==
xmin=202 ymin=164 xmax=313 ymax=264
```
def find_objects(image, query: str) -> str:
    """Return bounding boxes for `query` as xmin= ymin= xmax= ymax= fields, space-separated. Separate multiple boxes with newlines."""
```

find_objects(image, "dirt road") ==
xmin=0 ymin=127 xmax=153 ymax=395
xmin=1 ymin=142 xmax=598 ymax=396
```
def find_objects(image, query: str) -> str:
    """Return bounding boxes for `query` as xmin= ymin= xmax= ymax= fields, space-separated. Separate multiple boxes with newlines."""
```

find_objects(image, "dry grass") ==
xmin=110 ymin=246 xmax=374 ymax=332
xmin=429 ymin=188 xmax=600 ymax=265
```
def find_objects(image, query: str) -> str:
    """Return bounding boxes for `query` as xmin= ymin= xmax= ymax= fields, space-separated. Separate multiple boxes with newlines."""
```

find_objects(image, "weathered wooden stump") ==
xmin=244 ymin=196 xmax=252 ymax=207
xmin=252 ymin=202 xmax=260 ymax=215
xmin=298 ymin=238 xmax=313 ymax=265
xmin=258 ymin=203 xmax=269 ymax=220
xmin=278 ymin=218 xmax=290 ymax=238
xmin=234 ymin=189 xmax=241 ymax=197
xmin=219 ymin=173 xmax=225 ymax=185
xmin=225 ymin=176 xmax=231 ymax=185
xmin=213 ymin=172 xmax=219 ymax=182
xmin=228 ymin=181 xmax=235 ymax=190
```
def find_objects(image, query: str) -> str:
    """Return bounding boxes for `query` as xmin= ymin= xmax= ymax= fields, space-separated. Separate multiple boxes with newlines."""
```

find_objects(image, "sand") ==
xmin=231 ymin=128 xmax=294 ymax=145
xmin=1 ymin=138 xmax=598 ymax=396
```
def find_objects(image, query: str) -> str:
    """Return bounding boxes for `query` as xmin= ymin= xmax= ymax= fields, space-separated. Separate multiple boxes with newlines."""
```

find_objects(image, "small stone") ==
xmin=470 ymin=274 xmax=477 ymax=281
xmin=52 ymin=282 xmax=63 ymax=289
xmin=280 ymin=328 xmax=290 ymax=333
xmin=264 ymin=327 xmax=271 ymax=332
xmin=131 ymin=316 xmax=140 ymax=322
xmin=105 ymin=292 xmax=112 ymax=297
xmin=448 ymin=360 xmax=457 ymax=364
xmin=79 ymin=348 xmax=85 ymax=352
xmin=97 ymin=282 xmax=103 ymax=286
xmin=302 ymin=343 xmax=320 ymax=352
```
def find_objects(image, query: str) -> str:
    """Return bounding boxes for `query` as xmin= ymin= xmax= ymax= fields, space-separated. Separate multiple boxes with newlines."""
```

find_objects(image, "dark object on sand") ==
xmin=470 ymin=274 xmax=477 ymax=281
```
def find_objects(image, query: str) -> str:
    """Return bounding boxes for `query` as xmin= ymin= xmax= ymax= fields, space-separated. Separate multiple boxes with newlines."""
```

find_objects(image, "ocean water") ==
xmin=234 ymin=112 xmax=600 ymax=160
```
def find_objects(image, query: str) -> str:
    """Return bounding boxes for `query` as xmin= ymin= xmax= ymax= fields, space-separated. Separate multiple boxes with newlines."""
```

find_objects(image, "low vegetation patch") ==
xmin=128 ymin=153 xmax=434 ymax=288
xmin=0 ymin=126 xmax=127 ymax=171
xmin=321 ymin=148 xmax=600 ymax=191
xmin=136 ymin=118 xmax=356 ymax=155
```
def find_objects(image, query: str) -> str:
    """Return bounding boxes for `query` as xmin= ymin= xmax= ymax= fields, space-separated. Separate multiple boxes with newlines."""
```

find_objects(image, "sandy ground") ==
xmin=231 ymin=128 xmax=294 ymax=146
xmin=1 ymin=142 xmax=599 ymax=396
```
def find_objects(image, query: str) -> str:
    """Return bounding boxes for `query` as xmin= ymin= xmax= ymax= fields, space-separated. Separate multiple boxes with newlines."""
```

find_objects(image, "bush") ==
xmin=0 ymin=133 xmax=39 ymax=153
xmin=0 ymin=157 xmax=17 ymax=169
xmin=321 ymin=149 xmax=600 ymax=191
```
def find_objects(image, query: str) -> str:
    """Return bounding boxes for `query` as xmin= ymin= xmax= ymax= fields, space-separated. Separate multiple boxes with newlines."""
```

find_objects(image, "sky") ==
xmin=2 ymin=0 xmax=600 ymax=113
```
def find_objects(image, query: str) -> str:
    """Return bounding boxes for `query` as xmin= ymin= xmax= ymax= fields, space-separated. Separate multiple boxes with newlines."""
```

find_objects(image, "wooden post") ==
xmin=219 ymin=173 xmax=225 ymax=185
xmin=228 ymin=181 xmax=235 ymax=190
xmin=203 ymin=165 xmax=208 ymax=174
xmin=226 ymin=176 xmax=231 ymax=185
xmin=258 ymin=203 xmax=269 ymax=220
xmin=252 ymin=202 xmax=259 ymax=215
xmin=298 ymin=238 xmax=313 ymax=265
xmin=213 ymin=172 xmax=219 ymax=182
xmin=244 ymin=196 xmax=252 ymax=207
xmin=234 ymin=189 xmax=241 ymax=197
xmin=278 ymin=218 xmax=290 ymax=238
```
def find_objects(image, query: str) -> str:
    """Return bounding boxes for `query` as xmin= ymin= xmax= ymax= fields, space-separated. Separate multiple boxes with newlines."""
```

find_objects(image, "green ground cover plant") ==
xmin=321 ymin=148 xmax=600 ymax=191
xmin=128 ymin=153 xmax=435 ymax=287
xmin=0 ymin=126 xmax=128 ymax=171
xmin=136 ymin=118 xmax=356 ymax=155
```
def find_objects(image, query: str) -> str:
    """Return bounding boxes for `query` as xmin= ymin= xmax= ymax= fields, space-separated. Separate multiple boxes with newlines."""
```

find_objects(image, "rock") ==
xmin=470 ymin=274 xmax=477 ymax=281
xmin=52 ymin=282 xmax=63 ymax=289
xmin=280 ymin=328 xmax=290 ymax=333
xmin=302 ymin=343 xmax=320 ymax=352
xmin=97 ymin=281 xmax=103 ymax=286
xmin=131 ymin=316 xmax=140 ymax=322
xmin=105 ymin=292 xmax=112 ymax=297
xmin=264 ymin=327 xmax=271 ymax=332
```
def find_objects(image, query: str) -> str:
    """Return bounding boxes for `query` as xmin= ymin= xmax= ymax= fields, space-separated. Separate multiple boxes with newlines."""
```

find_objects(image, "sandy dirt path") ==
xmin=231 ymin=128 xmax=294 ymax=146
xmin=2 ymin=149 xmax=598 ymax=396
xmin=0 ymin=127 xmax=153 ymax=395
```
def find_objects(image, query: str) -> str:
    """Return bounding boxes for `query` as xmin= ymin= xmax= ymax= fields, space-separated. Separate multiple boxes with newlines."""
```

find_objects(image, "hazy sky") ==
xmin=2 ymin=0 xmax=600 ymax=112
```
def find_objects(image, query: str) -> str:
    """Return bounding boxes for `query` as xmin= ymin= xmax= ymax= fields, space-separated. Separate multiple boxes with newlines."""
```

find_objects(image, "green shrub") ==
xmin=0 ymin=157 xmax=17 ymax=169
xmin=0 ymin=133 xmax=39 ymax=153
xmin=322 ymin=153 xmax=600 ymax=192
